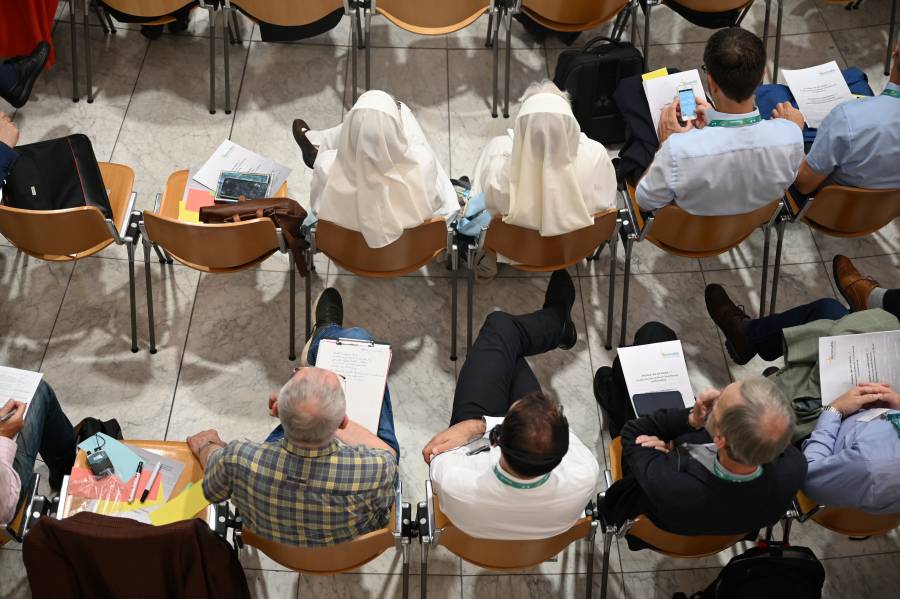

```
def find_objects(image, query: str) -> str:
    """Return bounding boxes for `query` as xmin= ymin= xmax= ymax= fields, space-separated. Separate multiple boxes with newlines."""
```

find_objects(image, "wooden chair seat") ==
xmin=786 ymin=186 xmax=900 ymax=238
xmin=665 ymin=0 xmax=753 ymax=13
xmin=521 ymin=0 xmax=629 ymax=31
xmin=229 ymin=0 xmax=344 ymax=27
xmin=99 ymin=0 xmax=193 ymax=19
xmin=376 ymin=0 xmax=489 ymax=35
xmin=796 ymin=491 xmax=900 ymax=538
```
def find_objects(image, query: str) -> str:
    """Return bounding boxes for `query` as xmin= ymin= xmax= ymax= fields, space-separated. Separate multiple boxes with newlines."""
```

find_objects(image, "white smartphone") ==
xmin=677 ymin=87 xmax=697 ymax=121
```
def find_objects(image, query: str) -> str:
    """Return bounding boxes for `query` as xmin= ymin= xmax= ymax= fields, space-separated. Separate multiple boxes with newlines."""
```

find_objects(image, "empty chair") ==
xmin=140 ymin=170 xmax=305 ymax=359
xmin=784 ymin=491 xmax=900 ymax=541
xmin=0 ymin=162 xmax=141 ymax=351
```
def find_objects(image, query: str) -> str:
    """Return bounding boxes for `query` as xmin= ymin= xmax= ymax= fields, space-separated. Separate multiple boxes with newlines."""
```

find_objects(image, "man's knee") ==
xmin=633 ymin=321 xmax=678 ymax=346
xmin=337 ymin=327 xmax=375 ymax=343
xmin=482 ymin=311 xmax=515 ymax=335
xmin=810 ymin=298 xmax=848 ymax=321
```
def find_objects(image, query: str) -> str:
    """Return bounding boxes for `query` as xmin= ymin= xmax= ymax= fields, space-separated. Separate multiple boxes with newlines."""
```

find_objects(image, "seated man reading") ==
xmin=595 ymin=323 xmax=805 ymax=542
xmin=635 ymin=28 xmax=804 ymax=215
xmin=1 ymin=381 xmax=76 ymax=525
xmin=773 ymin=44 xmax=900 ymax=196
xmin=423 ymin=271 xmax=600 ymax=540
xmin=192 ymin=288 xmax=399 ymax=546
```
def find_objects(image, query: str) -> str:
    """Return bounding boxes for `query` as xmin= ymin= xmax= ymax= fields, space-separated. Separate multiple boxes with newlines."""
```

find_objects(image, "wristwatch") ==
xmin=199 ymin=439 xmax=225 ymax=453
xmin=824 ymin=405 xmax=843 ymax=419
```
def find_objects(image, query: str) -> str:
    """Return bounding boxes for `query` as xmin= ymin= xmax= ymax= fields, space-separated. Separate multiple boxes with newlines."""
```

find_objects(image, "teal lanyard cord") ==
xmin=707 ymin=115 xmax=763 ymax=128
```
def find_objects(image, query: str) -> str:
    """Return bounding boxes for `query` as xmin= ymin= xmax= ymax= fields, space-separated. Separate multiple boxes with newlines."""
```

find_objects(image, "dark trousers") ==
xmin=0 ymin=64 xmax=17 ymax=95
xmin=450 ymin=307 xmax=566 ymax=425
xmin=603 ymin=322 xmax=678 ymax=438
xmin=14 ymin=381 xmax=76 ymax=498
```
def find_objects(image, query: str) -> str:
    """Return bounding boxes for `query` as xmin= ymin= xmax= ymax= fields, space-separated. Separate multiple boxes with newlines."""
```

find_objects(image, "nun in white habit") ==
xmin=471 ymin=81 xmax=617 ymax=237
xmin=301 ymin=90 xmax=460 ymax=249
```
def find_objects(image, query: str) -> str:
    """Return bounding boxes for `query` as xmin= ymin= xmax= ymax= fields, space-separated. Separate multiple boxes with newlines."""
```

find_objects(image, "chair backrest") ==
xmin=521 ymin=0 xmax=630 ymax=32
xmin=376 ymin=0 xmax=489 ymax=35
xmin=315 ymin=218 xmax=447 ymax=277
xmin=230 ymin=0 xmax=345 ymax=27
xmin=143 ymin=212 xmax=279 ymax=273
xmin=647 ymin=199 xmax=780 ymax=258
xmin=100 ymin=0 xmax=193 ymax=19
xmin=607 ymin=437 xmax=746 ymax=557
xmin=802 ymin=186 xmax=900 ymax=237
xmin=432 ymin=496 xmax=592 ymax=570
xmin=664 ymin=0 xmax=752 ymax=12
xmin=0 ymin=204 xmax=112 ymax=261
xmin=795 ymin=491 xmax=900 ymax=538
xmin=241 ymin=523 xmax=396 ymax=573
xmin=484 ymin=209 xmax=618 ymax=272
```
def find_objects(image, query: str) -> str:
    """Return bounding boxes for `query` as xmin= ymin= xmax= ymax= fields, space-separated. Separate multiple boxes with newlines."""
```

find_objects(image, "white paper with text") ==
xmin=315 ymin=339 xmax=392 ymax=434
xmin=781 ymin=61 xmax=853 ymax=129
xmin=642 ymin=69 xmax=707 ymax=140
xmin=617 ymin=341 xmax=696 ymax=410
xmin=819 ymin=330 xmax=900 ymax=405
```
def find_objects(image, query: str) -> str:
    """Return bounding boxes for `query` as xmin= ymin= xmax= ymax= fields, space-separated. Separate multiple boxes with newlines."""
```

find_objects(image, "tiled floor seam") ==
xmin=109 ymin=39 xmax=153 ymax=163
xmin=162 ymin=270 xmax=203 ymax=440
xmin=37 ymin=260 xmax=78 ymax=372
xmin=226 ymin=37 xmax=256 ymax=139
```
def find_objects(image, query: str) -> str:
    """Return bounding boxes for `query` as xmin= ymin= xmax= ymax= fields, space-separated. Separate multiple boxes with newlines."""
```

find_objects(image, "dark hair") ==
xmin=498 ymin=391 xmax=569 ymax=477
xmin=703 ymin=28 xmax=766 ymax=102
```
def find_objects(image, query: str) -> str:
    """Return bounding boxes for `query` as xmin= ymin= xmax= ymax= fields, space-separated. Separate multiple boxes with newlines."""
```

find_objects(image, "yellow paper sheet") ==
xmin=177 ymin=201 xmax=200 ymax=223
xmin=642 ymin=68 xmax=669 ymax=81
xmin=93 ymin=494 xmax=166 ymax=516
xmin=149 ymin=483 xmax=210 ymax=526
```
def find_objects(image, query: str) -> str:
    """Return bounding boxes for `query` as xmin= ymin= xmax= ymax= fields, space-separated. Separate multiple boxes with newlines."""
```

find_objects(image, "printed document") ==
xmin=781 ymin=61 xmax=853 ymax=129
xmin=315 ymin=339 xmax=392 ymax=434
xmin=819 ymin=330 xmax=900 ymax=405
xmin=617 ymin=341 xmax=696 ymax=417
xmin=0 ymin=366 xmax=42 ymax=435
xmin=193 ymin=140 xmax=291 ymax=197
xmin=642 ymin=69 xmax=707 ymax=140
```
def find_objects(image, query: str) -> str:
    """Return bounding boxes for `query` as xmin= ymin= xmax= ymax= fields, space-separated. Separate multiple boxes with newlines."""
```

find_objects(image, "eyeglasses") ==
xmin=701 ymin=64 xmax=708 ymax=73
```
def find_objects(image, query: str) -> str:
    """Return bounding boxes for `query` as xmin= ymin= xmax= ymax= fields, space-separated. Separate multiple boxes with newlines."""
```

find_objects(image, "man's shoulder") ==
xmin=332 ymin=443 xmax=397 ymax=474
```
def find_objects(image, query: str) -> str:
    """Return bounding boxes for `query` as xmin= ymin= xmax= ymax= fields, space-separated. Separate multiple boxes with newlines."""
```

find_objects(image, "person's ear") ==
xmin=269 ymin=393 xmax=278 ymax=417
xmin=338 ymin=415 xmax=350 ymax=430
xmin=713 ymin=434 xmax=727 ymax=452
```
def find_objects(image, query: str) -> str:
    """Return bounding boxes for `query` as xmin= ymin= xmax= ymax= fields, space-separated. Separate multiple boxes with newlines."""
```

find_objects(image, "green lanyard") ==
xmin=492 ymin=465 xmax=551 ymax=489
xmin=707 ymin=114 xmax=763 ymax=128
xmin=883 ymin=413 xmax=900 ymax=439
xmin=883 ymin=89 xmax=900 ymax=99
xmin=713 ymin=459 xmax=763 ymax=483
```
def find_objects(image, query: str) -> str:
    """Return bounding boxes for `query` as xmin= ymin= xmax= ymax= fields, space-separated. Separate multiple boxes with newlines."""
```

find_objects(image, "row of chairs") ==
xmin=1 ymin=162 xmax=899 ymax=361
xmin=69 ymin=0 xmax=795 ymax=115
xmin=7 ymin=437 xmax=899 ymax=599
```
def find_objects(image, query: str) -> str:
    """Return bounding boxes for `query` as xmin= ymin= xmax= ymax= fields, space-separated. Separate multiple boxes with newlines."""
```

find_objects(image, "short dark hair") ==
xmin=703 ymin=28 xmax=766 ymax=102
xmin=499 ymin=391 xmax=569 ymax=477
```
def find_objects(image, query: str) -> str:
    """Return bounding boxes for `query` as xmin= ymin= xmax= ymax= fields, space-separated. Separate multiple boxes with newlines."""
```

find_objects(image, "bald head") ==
xmin=707 ymin=377 xmax=794 ymax=467
xmin=277 ymin=367 xmax=346 ymax=446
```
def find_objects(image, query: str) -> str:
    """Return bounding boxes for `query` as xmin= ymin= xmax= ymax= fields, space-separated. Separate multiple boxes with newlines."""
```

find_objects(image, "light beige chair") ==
xmin=615 ymin=182 xmax=783 ymax=347
xmin=419 ymin=479 xmax=599 ymax=599
xmin=311 ymin=217 xmax=460 ymax=360
xmin=0 ymin=162 xmax=141 ymax=351
xmin=139 ymin=170 xmax=304 ymax=359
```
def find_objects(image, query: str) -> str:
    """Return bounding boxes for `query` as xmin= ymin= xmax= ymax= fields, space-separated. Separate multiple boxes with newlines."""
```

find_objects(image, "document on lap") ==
xmin=818 ymin=330 xmax=900 ymax=405
xmin=642 ymin=68 xmax=707 ymax=140
xmin=315 ymin=338 xmax=392 ymax=434
xmin=0 ymin=366 xmax=42 ymax=438
xmin=617 ymin=341 xmax=696 ymax=417
xmin=781 ymin=61 xmax=854 ymax=129
xmin=193 ymin=140 xmax=291 ymax=197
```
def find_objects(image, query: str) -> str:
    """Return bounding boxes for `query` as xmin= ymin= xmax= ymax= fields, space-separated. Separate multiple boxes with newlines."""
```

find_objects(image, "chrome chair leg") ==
xmin=605 ymin=232 xmax=619 ymax=351
xmin=126 ymin=240 xmax=138 ymax=353
xmin=618 ymin=237 xmax=634 ymax=348
xmin=763 ymin=0 xmax=772 ymax=55
xmin=351 ymin=9 xmax=359 ymax=104
xmin=586 ymin=532 xmax=597 ymax=599
xmin=401 ymin=542 xmax=410 ymax=599
xmin=289 ymin=253 xmax=296 ymax=361
xmin=223 ymin=8 xmax=232 ymax=115
xmin=365 ymin=8 xmax=372 ymax=90
xmin=230 ymin=7 xmax=243 ymax=44
xmin=599 ymin=530 xmax=613 ymax=599
xmin=631 ymin=1 xmax=638 ymax=46
xmin=492 ymin=7 xmax=501 ymax=118
xmin=485 ymin=10 xmax=494 ymax=47
xmin=769 ymin=218 xmax=786 ymax=315
xmin=643 ymin=1 xmax=652 ymax=71
xmin=420 ymin=540 xmax=429 ymax=599
xmin=207 ymin=3 xmax=216 ymax=114
xmin=760 ymin=224 xmax=771 ymax=318
xmin=83 ymin=0 xmax=94 ymax=103
xmin=503 ymin=8 xmax=512 ymax=118
xmin=772 ymin=0 xmax=784 ymax=83
xmin=450 ymin=246 xmax=459 ymax=362
xmin=466 ymin=245 xmax=476 ymax=354
xmin=152 ymin=242 xmax=167 ymax=264
xmin=887 ymin=0 xmax=898 ymax=76
xmin=305 ymin=251 xmax=312 ymax=340
xmin=143 ymin=239 xmax=158 ymax=354
xmin=70 ymin=0 xmax=79 ymax=102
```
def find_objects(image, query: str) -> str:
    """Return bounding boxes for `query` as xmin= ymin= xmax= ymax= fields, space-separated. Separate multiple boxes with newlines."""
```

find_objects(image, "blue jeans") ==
xmin=747 ymin=298 xmax=849 ymax=361
xmin=265 ymin=325 xmax=400 ymax=459
xmin=13 ymin=381 xmax=76 ymax=498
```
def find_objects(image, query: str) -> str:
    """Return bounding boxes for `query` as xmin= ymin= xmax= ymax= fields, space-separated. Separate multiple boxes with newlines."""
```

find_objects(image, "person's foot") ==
xmin=300 ymin=288 xmax=344 ymax=365
xmin=2 ymin=41 xmax=50 ymax=109
xmin=704 ymin=284 xmax=755 ymax=365
xmin=292 ymin=119 xmax=318 ymax=169
xmin=544 ymin=270 xmax=577 ymax=350
xmin=167 ymin=14 xmax=190 ymax=34
xmin=833 ymin=255 xmax=879 ymax=312
xmin=140 ymin=24 xmax=164 ymax=40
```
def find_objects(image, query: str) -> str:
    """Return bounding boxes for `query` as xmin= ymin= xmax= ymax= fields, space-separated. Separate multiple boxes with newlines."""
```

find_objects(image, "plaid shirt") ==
xmin=203 ymin=437 xmax=397 ymax=546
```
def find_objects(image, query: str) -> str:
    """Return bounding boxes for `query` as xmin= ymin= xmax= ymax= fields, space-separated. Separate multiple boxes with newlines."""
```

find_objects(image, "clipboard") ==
xmin=314 ymin=338 xmax=392 ymax=434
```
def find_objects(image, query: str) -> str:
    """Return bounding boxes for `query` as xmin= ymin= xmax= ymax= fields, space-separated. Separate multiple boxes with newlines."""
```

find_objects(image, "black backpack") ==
xmin=552 ymin=36 xmax=644 ymax=144
xmin=678 ymin=543 xmax=825 ymax=599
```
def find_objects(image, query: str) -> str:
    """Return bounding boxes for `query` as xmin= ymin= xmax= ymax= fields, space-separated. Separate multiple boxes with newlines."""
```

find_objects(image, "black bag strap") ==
xmin=583 ymin=36 xmax=622 ymax=51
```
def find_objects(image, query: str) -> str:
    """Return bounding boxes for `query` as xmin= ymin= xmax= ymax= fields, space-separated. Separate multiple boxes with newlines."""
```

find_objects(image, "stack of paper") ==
xmin=819 ymin=330 xmax=900 ymax=405
xmin=617 ymin=340 xmax=696 ymax=417
xmin=781 ymin=61 xmax=854 ymax=129
xmin=0 ymin=366 xmax=42 ymax=438
xmin=178 ymin=169 xmax=216 ymax=223
xmin=193 ymin=140 xmax=291 ymax=198
xmin=642 ymin=69 xmax=707 ymax=140
xmin=315 ymin=338 xmax=392 ymax=434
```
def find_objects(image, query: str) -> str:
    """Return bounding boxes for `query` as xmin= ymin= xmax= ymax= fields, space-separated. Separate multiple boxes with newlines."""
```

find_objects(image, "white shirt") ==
xmin=429 ymin=416 xmax=600 ymax=540
xmin=636 ymin=108 xmax=804 ymax=215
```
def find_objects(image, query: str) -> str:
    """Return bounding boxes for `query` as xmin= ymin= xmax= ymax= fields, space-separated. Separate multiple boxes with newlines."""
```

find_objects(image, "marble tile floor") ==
xmin=1 ymin=1 xmax=899 ymax=597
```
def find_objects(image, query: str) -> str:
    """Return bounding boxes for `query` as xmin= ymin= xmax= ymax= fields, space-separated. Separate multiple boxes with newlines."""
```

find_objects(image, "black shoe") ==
xmin=167 ymin=15 xmax=190 ymax=34
xmin=292 ymin=119 xmax=318 ymax=169
xmin=140 ymin=24 xmax=164 ymax=40
xmin=704 ymin=284 xmax=754 ymax=365
xmin=544 ymin=270 xmax=577 ymax=350
xmin=593 ymin=366 xmax=622 ymax=438
xmin=2 ymin=41 xmax=50 ymax=108
xmin=301 ymin=288 xmax=344 ymax=364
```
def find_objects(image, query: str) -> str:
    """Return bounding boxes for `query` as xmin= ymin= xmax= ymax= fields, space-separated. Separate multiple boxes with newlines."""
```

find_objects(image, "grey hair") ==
xmin=520 ymin=80 xmax=571 ymax=104
xmin=718 ymin=376 xmax=794 ymax=467
xmin=277 ymin=368 xmax=346 ymax=446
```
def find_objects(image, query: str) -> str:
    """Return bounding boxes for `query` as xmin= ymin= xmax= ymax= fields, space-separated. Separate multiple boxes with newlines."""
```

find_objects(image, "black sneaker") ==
xmin=2 ymin=41 xmax=50 ymax=108
xmin=593 ymin=366 xmax=621 ymax=438
xmin=544 ymin=270 xmax=577 ymax=350
xmin=300 ymin=288 xmax=344 ymax=364
xmin=704 ymin=284 xmax=754 ymax=365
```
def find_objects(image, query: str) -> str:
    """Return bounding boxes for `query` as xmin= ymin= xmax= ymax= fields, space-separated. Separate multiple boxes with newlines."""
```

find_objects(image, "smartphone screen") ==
xmin=678 ymin=88 xmax=697 ymax=121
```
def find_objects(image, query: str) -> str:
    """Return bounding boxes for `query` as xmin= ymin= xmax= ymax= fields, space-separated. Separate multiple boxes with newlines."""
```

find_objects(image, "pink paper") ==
xmin=185 ymin=188 xmax=215 ymax=212
xmin=68 ymin=466 xmax=162 ymax=502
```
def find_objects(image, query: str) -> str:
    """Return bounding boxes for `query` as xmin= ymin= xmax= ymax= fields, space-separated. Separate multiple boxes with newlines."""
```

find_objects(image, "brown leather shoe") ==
xmin=833 ymin=255 xmax=880 ymax=312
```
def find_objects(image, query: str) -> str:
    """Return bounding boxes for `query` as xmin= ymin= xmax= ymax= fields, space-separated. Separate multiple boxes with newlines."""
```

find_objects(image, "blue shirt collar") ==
xmin=705 ymin=107 xmax=762 ymax=122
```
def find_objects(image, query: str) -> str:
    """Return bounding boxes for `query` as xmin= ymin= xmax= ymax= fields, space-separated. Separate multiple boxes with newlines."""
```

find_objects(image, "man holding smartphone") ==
xmin=0 ymin=381 xmax=76 ymax=525
xmin=634 ymin=28 xmax=804 ymax=216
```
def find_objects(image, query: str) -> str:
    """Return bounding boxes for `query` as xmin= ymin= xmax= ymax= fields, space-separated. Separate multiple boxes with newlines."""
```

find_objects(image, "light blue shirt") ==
xmin=806 ymin=82 xmax=900 ymax=189
xmin=636 ymin=108 xmax=804 ymax=216
xmin=802 ymin=408 xmax=900 ymax=515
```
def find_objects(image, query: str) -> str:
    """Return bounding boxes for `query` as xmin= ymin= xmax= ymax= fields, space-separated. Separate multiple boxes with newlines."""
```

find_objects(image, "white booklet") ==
xmin=781 ymin=61 xmax=853 ymax=129
xmin=0 ymin=366 xmax=43 ymax=428
xmin=617 ymin=341 xmax=696 ymax=417
xmin=193 ymin=140 xmax=291 ymax=197
xmin=642 ymin=69 xmax=707 ymax=140
xmin=818 ymin=330 xmax=900 ymax=405
xmin=315 ymin=338 xmax=392 ymax=434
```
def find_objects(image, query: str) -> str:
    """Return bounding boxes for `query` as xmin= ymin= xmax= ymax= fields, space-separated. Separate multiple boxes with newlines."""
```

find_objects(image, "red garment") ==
xmin=0 ymin=0 xmax=58 ymax=66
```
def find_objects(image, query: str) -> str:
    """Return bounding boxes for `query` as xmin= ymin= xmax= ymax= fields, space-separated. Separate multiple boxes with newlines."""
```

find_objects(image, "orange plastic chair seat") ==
xmin=376 ymin=0 xmax=489 ymax=35
xmin=521 ymin=0 xmax=629 ymax=32
xmin=796 ymin=491 xmax=900 ymax=538
xmin=787 ymin=186 xmax=900 ymax=238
